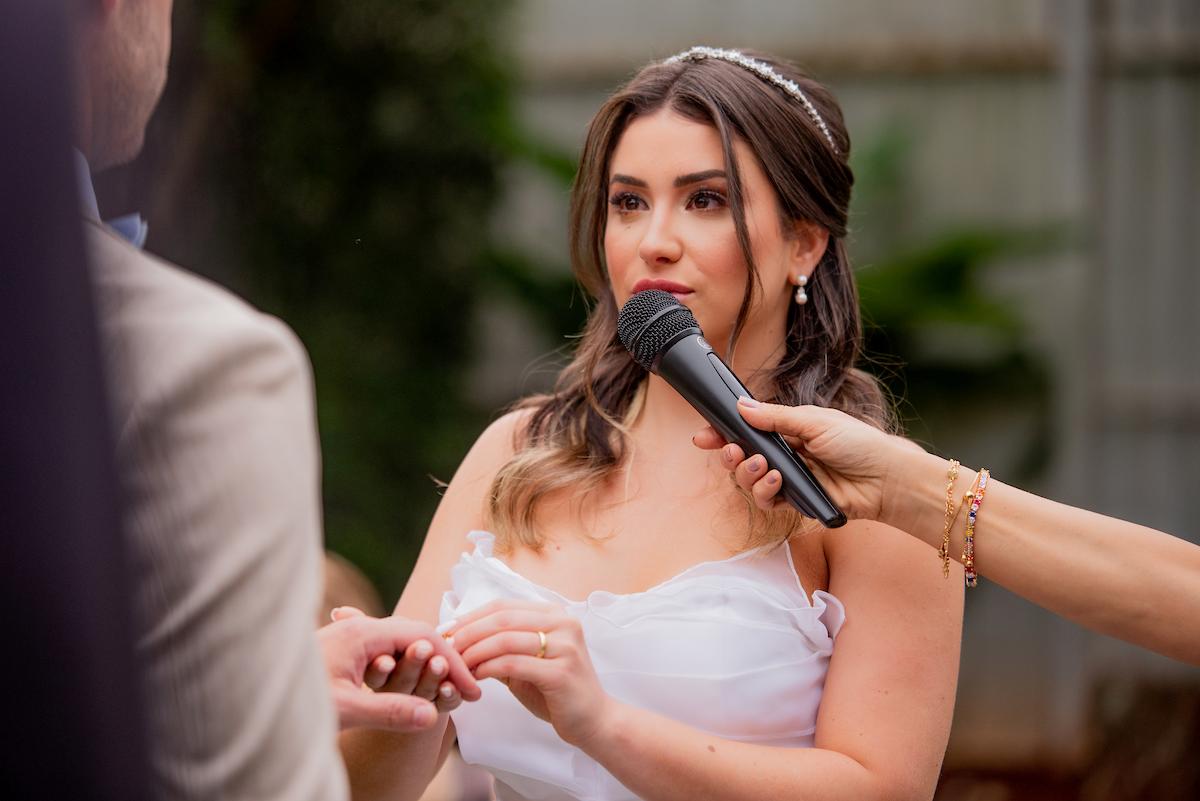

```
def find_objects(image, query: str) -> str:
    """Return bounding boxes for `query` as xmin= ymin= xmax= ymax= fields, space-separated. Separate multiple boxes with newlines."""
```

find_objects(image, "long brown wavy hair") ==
xmin=487 ymin=51 xmax=894 ymax=551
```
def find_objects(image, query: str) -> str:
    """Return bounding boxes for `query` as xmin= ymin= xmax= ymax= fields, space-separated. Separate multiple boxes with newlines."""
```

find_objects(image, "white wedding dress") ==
xmin=441 ymin=530 xmax=845 ymax=801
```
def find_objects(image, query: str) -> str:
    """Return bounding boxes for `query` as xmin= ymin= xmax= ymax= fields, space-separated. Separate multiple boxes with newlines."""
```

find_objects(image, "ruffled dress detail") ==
xmin=441 ymin=530 xmax=845 ymax=801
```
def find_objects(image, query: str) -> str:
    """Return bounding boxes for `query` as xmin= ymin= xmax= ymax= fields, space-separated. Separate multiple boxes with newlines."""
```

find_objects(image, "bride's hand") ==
xmin=443 ymin=599 xmax=615 ymax=749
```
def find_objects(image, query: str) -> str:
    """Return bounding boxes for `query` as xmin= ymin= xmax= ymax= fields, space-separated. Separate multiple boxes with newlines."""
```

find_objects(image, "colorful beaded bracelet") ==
xmin=961 ymin=468 xmax=990 ymax=587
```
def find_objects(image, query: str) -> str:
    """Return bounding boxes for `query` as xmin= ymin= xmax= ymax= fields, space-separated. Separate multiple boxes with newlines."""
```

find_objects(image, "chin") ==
xmin=102 ymin=128 xmax=147 ymax=172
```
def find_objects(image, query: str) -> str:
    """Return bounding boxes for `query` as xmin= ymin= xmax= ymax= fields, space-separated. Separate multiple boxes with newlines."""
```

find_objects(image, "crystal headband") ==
xmin=664 ymin=46 xmax=839 ymax=155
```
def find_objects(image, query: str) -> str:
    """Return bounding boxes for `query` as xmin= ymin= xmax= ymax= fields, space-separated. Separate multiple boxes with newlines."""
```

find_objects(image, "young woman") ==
xmin=342 ymin=47 xmax=963 ymax=801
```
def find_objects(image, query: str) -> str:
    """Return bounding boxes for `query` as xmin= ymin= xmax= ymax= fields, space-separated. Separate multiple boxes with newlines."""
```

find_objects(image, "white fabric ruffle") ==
xmin=443 ymin=530 xmax=845 ymax=801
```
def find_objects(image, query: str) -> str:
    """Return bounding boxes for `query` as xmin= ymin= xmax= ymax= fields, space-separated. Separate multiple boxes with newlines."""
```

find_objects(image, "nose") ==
xmin=637 ymin=208 xmax=683 ymax=267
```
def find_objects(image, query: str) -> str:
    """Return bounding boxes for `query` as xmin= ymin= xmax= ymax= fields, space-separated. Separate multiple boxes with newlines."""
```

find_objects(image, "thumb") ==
xmin=735 ymin=397 xmax=826 ymax=440
xmin=334 ymin=685 xmax=439 ymax=732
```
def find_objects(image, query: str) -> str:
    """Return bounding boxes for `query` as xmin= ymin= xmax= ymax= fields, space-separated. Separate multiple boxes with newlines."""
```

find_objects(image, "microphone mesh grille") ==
xmin=617 ymin=290 xmax=701 ymax=370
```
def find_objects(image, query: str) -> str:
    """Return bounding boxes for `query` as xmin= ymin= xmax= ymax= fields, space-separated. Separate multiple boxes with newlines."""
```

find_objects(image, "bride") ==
xmin=342 ymin=47 xmax=962 ymax=801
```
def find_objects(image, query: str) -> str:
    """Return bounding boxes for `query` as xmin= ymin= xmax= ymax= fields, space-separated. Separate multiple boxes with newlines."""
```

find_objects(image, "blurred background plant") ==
xmin=98 ymin=1 xmax=1064 ymax=602
xmin=849 ymin=128 xmax=1066 ymax=476
xmin=99 ymin=0 xmax=518 ymax=597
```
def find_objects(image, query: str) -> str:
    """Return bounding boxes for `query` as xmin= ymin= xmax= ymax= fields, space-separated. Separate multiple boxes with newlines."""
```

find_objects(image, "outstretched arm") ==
xmin=695 ymin=398 xmax=1200 ymax=666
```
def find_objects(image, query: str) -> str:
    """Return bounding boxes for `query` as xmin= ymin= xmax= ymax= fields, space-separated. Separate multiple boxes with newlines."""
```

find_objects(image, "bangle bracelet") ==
xmin=938 ymin=460 xmax=960 ymax=579
xmin=961 ymin=468 xmax=990 ymax=588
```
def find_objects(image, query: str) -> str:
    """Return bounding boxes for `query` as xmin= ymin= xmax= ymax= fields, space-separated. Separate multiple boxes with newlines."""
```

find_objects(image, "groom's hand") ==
xmin=317 ymin=613 xmax=480 ymax=732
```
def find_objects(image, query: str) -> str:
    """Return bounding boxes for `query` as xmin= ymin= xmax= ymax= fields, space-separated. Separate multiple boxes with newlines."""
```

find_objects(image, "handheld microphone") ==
xmin=617 ymin=289 xmax=847 ymax=528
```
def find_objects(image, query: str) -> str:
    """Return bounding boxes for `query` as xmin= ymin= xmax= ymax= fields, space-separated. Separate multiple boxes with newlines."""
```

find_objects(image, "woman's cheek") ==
xmin=603 ymin=234 xmax=636 ymax=298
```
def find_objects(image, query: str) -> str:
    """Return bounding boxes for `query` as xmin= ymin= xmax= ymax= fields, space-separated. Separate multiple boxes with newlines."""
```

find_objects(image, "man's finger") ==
xmin=330 ymin=605 xmax=367 ymax=623
xmin=413 ymin=656 xmax=447 ymax=701
xmin=364 ymin=654 xmax=395 ymax=690
xmin=435 ymin=681 xmax=462 ymax=714
xmin=350 ymin=617 xmax=481 ymax=701
xmin=388 ymin=640 xmax=431 ymax=695
xmin=334 ymin=686 xmax=438 ymax=732
xmin=428 ymin=641 xmax=481 ymax=702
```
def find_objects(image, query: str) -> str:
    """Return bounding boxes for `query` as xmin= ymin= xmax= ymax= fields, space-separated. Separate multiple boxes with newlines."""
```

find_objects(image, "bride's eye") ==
xmin=608 ymin=192 xmax=646 ymax=214
xmin=687 ymin=188 xmax=728 ymax=211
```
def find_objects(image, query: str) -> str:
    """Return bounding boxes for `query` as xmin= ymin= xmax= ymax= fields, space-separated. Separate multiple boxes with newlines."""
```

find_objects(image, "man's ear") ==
xmin=786 ymin=220 xmax=830 ymax=279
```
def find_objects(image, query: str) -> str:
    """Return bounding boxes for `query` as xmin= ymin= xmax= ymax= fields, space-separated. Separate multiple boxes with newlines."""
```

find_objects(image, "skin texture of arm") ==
xmin=442 ymin=520 xmax=964 ymax=801
xmin=890 ymin=448 xmax=1200 ymax=666
xmin=339 ymin=411 xmax=526 ymax=801
xmin=698 ymin=399 xmax=1200 ymax=666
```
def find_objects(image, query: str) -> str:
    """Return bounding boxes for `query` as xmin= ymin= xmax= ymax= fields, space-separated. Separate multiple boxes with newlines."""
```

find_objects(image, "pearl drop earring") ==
xmin=794 ymin=274 xmax=809 ymax=305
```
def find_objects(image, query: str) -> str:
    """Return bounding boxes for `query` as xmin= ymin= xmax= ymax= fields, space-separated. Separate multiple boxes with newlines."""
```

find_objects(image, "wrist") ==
xmin=574 ymin=697 xmax=634 ymax=759
xmin=881 ymin=448 xmax=959 ymax=548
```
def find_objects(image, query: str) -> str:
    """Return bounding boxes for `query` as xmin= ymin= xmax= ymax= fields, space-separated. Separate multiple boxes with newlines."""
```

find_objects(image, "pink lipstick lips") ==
xmin=632 ymin=278 xmax=694 ymax=298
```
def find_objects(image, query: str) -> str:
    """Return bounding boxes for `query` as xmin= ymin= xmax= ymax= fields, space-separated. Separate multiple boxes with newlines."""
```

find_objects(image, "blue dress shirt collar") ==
xmin=73 ymin=149 xmax=148 ymax=249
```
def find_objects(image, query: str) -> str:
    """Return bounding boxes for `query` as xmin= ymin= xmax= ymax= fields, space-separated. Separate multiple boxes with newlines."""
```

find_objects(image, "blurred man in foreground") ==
xmin=71 ymin=2 xmax=477 ymax=798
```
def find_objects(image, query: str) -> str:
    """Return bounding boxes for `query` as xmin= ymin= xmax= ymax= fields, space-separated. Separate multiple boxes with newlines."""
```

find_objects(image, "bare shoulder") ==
xmin=820 ymin=515 xmax=960 ymax=609
xmin=452 ymin=405 xmax=536 ymax=484
xmin=786 ymin=525 xmax=830 ymax=597
xmin=788 ymin=518 xmax=941 ymax=600
xmin=427 ymin=404 xmax=537 ymax=536
xmin=823 ymin=519 xmax=947 ymax=590
xmin=395 ymin=404 xmax=538 ymax=622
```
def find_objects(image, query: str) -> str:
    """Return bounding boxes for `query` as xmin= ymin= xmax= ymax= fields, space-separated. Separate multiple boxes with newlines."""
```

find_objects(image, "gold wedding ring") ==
xmin=536 ymin=630 xmax=548 ymax=659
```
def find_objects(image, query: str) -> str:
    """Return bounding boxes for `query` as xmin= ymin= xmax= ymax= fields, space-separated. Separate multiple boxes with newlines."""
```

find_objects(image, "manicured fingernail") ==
xmin=414 ymin=705 xmax=435 ymax=727
xmin=723 ymin=444 xmax=737 ymax=461
xmin=431 ymin=656 xmax=447 ymax=675
xmin=737 ymin=396 xmax=759 ymax=408
xmin=747 ymin=457 xmax=763 ymax=474
xmin=414 ymin=641 xmax=433 ymax=660
xmin=377 ymin=655 xmax=396 ymax=672
xmin=766 ymin=472 xmax=780 ymax=485
xmin=439 ymin=684 xmax=454 ymax=699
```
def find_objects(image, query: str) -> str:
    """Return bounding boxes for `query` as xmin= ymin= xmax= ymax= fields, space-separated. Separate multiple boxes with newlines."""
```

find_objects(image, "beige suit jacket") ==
xmin=87 ymin=221 xmax=348 ymax=801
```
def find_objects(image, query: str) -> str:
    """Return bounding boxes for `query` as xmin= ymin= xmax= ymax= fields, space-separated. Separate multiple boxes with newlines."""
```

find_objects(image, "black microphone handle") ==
xmin=652 ymin=330 xmax=847 ymax=528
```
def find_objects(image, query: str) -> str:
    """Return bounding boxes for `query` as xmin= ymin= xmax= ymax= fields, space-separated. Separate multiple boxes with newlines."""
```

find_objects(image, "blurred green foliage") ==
xmin=236 ymin=2 xmax=516 ymax=600
xmin=137 ymin=0 xmax=519 ymax=599
xmin=849 ymin=127 xmax=1064 ymax=474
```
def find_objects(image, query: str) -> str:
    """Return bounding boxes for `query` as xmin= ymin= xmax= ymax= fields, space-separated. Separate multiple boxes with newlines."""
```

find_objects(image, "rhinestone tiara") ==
xmin=664 ymin=46 xmax=839 ymax=155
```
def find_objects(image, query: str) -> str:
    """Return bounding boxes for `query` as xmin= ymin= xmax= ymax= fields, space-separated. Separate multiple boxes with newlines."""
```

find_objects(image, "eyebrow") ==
xmin=609 ymin=169 xmax=727 ymax=188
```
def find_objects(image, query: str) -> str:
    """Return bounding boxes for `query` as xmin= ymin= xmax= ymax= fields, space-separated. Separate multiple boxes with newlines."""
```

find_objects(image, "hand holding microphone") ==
xmin=693 ymin=398 xmax=913 ymax=523
xmin=692 ymin=394 xmax=1200 ymax=667
xmin=618 ymin=289 xmax=846 ymax=527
